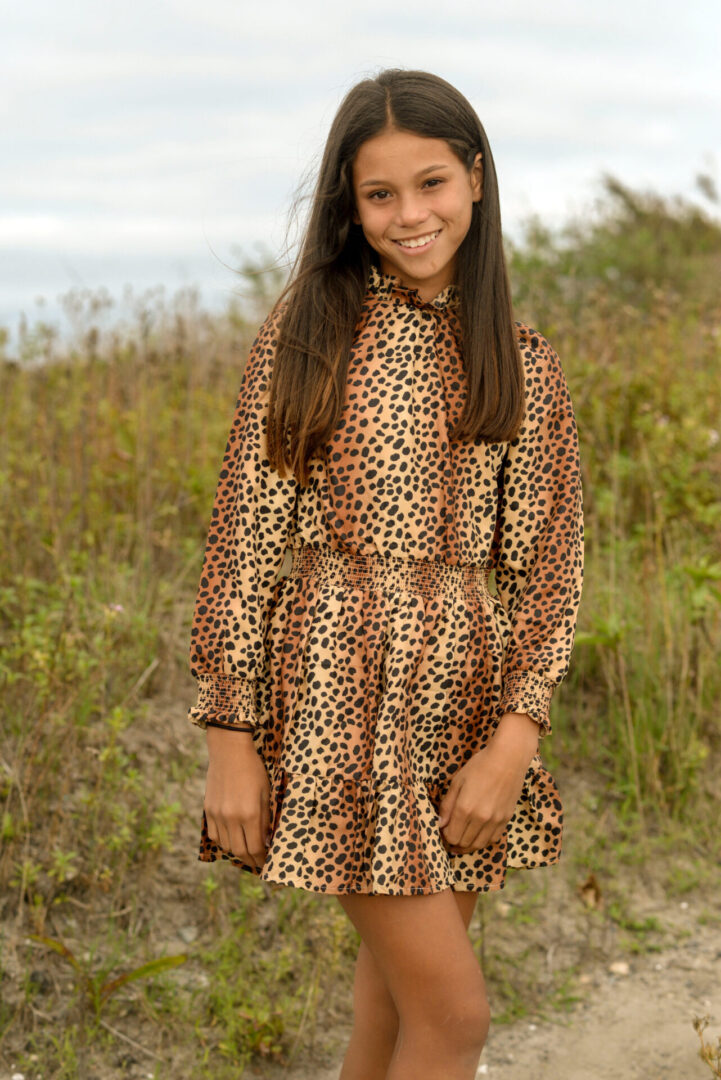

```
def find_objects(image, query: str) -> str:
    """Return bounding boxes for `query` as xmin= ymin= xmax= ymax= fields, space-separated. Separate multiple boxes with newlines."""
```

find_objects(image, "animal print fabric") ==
xmin=188 ymin=264 xmax=584 ymax=894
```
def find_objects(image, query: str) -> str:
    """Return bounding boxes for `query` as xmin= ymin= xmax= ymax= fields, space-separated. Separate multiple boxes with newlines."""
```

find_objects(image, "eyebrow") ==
xmin=358 ymin=164 xmax=450 ymax=188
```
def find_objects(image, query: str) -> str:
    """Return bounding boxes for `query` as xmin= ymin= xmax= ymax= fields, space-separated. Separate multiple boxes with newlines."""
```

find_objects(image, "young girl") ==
xmin=187 ymin=68 xmax=584 ymax=1080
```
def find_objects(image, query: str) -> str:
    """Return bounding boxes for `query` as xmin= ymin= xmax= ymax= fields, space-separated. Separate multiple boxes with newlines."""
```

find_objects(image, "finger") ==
xmin=260 ymin=792 xmax=271 ymax=849
xmin=236 ymin=808 xmax=270 ymax=871
xmin=446 ymin=824 xmax=479 ymax=852
xmin=208 ymin=807 xmax=251 ymax=865
xmin=468 ymin=819 xmax=508 ymax=852
xmin=217 ymin=813 xmax=235 ymax=855
xmin=227 ymin=819 xmax=260 ymax=870
xmin=204 ymin=809 xmax=220 ymax=847
xmin=446 ymin=809 xmax=498 ymax=851
xmin=447 ymin=831 xmax=485 ymax=855
xmin=205 ymin=807 xmax=232 ymax=852
xmin=245 ymin=808 xmax=270 ymax=868
xmin=441 ymin=799 xmax=479 ymax=847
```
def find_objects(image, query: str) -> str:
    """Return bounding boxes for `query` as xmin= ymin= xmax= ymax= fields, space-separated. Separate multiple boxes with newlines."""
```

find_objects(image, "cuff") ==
xmin=499 ymin=669 xmax=556 ymax=738
xmin=188 ymin=673 xmax=261 ymax=731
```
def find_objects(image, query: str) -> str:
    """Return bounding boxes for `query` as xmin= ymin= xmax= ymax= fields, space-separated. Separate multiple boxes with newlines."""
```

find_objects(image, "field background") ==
xmin=1 ymin=175 xmax=721 ymax=1079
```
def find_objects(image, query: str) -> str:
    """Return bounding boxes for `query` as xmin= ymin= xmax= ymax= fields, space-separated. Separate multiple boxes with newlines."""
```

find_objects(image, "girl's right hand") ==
xmin=203 ymin=727 xmax=271 ymax=871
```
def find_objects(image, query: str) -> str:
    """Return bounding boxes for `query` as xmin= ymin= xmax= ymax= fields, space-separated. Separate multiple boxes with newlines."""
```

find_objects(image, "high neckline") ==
xmin=366 ymin=264 xmax=460 ymax=312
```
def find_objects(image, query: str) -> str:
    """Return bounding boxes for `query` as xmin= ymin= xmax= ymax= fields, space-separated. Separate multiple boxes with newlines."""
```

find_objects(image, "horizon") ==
xmin=3 ymin=0 xmax=719 ymax=350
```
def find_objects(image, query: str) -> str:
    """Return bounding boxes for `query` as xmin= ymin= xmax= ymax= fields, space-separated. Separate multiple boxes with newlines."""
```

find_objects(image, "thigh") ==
xmin=348 ymin=888 xmax=479 ymax=1013
xmin=452 ymin=888 xmax=479 ymax=930
xmin=337 ymin=888 xmax=485 ymax=1021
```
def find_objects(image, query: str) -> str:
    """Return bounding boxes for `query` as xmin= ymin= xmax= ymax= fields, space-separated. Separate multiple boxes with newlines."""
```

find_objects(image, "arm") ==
xmin=491 ymin=327 xmax=585 ymax=739
xmin=438 ymin=330 xmax=583 ymax=852
xmin=188 ymin=307 xmax=299 ymax=734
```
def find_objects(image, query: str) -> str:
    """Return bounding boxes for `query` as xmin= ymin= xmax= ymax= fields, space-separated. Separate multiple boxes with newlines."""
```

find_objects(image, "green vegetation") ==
xmin=1 ymin=174 xmax=720 ymax=1076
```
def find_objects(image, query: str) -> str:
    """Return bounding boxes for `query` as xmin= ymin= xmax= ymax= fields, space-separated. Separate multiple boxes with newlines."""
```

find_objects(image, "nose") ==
xmin=394 ymin=192 xmax=429 ymax=229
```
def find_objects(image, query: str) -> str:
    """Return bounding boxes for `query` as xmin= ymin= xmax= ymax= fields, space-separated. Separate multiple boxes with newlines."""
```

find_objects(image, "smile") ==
xmin=392 ymin=230 xmax=440 ymax=251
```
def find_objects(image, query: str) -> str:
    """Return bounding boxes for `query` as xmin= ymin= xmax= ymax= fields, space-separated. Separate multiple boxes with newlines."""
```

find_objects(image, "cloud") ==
xmin=1 ymin=0 xmax=719 ymax=333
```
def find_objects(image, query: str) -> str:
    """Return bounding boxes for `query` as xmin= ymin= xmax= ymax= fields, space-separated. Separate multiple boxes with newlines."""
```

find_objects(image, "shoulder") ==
xmin=512 ymin=320 xmax=577 ymax=434
xmin=514 ymin=321 xmax=561 ymax=366
xmin=242 ymin=300 xmax=288 ymax=382
xmin=513 ymin=320 xmax=570 ymax=394
xmin=253 ymin=299 xmax=287 ymax=349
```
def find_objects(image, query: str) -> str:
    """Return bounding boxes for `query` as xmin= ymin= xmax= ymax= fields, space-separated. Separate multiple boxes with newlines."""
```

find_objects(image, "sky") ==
xmin=3 ymin=0 xmax=720 ymax=345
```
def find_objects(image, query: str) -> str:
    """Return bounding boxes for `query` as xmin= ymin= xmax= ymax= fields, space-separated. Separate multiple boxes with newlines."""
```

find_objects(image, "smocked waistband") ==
xmin=288 ymin=540 xmax=491 ymax=604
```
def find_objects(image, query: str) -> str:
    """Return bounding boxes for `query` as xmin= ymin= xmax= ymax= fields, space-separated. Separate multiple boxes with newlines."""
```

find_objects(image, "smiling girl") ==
xmin=353 ymin=126 xmax=482 ymax=298
xmin=187 ymin=68 xmax=584 ymax=1079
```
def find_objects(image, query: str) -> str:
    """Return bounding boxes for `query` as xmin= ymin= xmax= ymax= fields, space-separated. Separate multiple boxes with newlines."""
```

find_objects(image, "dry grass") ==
xmin=1 ymin=178 xmax=720 ymax=1078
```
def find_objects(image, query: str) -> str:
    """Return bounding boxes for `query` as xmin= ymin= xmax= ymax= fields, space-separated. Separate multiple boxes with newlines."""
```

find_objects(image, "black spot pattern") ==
xmin=188 ymin=264 xmax=584 ymax=894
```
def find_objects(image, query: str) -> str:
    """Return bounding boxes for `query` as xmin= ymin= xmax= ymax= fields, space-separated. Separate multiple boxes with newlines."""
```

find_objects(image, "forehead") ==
xmin=352 ymin=129 xmax=458 ymax=181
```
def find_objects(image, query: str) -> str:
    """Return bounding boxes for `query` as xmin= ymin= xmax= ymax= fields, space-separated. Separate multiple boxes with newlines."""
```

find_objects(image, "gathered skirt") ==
xmin=197 ymin=539 xmax=563 ymax=894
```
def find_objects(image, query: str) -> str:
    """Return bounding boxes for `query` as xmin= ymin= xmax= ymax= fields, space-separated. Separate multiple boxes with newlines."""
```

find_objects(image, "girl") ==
xmin=187 ymin=68 xmax=584 ymax=1080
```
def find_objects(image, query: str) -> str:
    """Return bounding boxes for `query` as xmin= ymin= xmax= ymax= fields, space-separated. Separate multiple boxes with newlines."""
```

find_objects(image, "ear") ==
xmin=352 ymin=206 xmax=361 ymax=225
xmin=471 ymin=151 xmax=483 ymax=202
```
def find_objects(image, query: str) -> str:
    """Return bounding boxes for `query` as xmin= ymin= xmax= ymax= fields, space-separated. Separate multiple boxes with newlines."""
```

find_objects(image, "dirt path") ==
xmin=474 ymin=910 xmax=721 ymax=1080
xmin=281 ymin=894 xmax=721 ymax=1080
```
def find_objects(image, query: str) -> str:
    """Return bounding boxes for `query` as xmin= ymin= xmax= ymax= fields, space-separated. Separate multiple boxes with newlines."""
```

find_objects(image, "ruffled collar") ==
xmin=366 ymin=263 xmax=460 ymax=312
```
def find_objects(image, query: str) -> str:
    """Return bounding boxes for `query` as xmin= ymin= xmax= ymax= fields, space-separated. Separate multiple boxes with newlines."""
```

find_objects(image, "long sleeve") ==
xmin=188 ymin=309 xmax=299 ymax=731
xmin=490 ymin=327 xmax=584 ymax=738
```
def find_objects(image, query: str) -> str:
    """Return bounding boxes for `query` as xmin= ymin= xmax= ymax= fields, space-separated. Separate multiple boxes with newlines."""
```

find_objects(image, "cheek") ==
xmin=449 ymin=195 xmax=474 ymax=235
xmin=356 ymin=205 xmax=387 ymax=239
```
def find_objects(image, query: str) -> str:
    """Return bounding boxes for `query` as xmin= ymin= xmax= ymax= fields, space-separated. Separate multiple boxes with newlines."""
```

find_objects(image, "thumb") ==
xmin=438 ymin=785 xmax=457 ymax=828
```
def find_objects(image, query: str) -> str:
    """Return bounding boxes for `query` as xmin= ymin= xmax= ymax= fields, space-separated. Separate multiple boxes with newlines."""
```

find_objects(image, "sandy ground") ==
xmin=293 ymin=905 xmax=721 ymax=1080
xmin=476 ymin=910 xmax=721 ymax=1080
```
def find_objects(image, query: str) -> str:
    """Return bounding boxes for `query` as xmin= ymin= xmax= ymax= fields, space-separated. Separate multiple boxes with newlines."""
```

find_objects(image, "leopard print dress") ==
xmin=187 ymin=264 xmax=584 ymax=895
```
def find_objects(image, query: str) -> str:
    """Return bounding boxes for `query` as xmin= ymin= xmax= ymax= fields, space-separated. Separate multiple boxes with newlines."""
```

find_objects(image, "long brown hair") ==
xmin=265 ymin=68 xmax=524 ymax=486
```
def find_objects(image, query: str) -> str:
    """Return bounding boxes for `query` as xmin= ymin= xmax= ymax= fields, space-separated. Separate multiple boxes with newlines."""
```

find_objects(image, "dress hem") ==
xmin=194 ymin=850 xmax=562 ymax=896
xmin=195 ymin=759 xmax=563 ymax=895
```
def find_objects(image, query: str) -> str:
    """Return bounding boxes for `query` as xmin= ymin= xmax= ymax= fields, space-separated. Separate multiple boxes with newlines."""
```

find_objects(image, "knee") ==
xmin=409 ymin=982 xmax=490 ymax=1055
xmin=436 ymin=991 xmax=490 ymax=1052
xmin=468 ymin=992 xmax=491 ymax=1048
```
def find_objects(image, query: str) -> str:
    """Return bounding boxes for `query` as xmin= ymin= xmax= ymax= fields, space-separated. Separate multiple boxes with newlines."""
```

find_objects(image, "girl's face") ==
xmin=351 ymin=127 xmax=483 ymax=302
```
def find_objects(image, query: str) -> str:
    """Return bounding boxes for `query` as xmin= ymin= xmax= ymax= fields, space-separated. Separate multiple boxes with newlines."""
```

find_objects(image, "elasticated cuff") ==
xmin=188 ymin=673 xmax=261 ymax=731
xmin=499 ymin=669 xmax=556 ymax=738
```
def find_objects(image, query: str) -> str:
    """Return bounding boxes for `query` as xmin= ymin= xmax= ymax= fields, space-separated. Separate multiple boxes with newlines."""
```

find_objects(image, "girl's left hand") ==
xmin=437 ymin=712 xmax=539 ymax=854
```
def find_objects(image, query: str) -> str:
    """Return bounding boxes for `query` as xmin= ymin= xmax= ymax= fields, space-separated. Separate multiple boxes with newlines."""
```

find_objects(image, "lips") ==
xmin=393 ymin=229 xmax=440 ymax=250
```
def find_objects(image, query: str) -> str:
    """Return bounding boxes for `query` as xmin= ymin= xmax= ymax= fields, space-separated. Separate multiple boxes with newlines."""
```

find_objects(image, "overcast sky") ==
xmin=3 ymin=0 xmax=719 ymax=341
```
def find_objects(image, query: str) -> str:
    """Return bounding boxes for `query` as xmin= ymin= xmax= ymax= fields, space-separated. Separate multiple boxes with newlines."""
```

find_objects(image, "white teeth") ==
xmin=396 ymin=230 xmax=439 ymax=249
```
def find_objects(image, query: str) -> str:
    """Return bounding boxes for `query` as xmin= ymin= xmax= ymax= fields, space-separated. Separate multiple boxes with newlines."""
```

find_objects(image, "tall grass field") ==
xmin=1 ymin=175 xmax=720 ymax=1078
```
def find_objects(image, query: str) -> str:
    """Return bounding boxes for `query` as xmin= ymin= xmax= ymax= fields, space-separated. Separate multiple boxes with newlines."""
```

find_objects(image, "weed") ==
xmin=28 ymin=933 xmax=187 ymax=1018
xmin=694 ymin=1014 xmax=721 ymax=1078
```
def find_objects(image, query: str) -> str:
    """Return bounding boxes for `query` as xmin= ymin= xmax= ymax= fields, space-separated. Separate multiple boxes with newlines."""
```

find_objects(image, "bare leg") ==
xmin=337 ymin=888 xmax=485 ymax=1080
